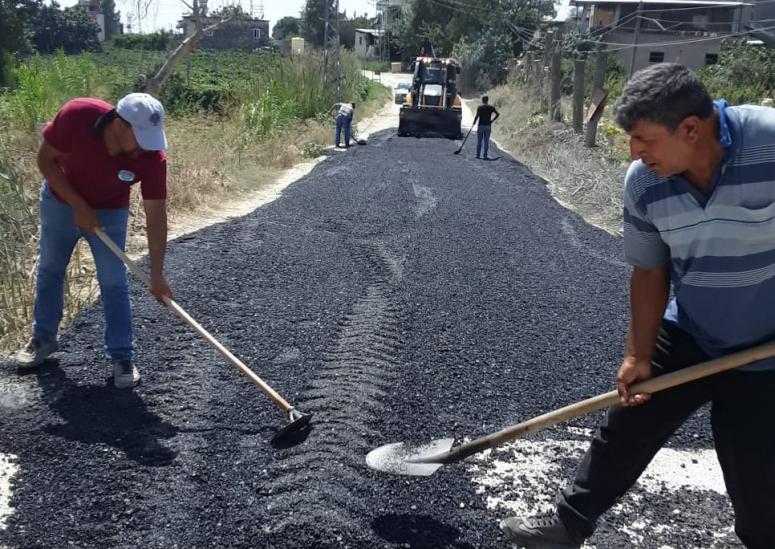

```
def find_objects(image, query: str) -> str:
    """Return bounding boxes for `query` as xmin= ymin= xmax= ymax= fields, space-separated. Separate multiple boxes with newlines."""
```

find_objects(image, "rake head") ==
xmin=271 ymin=408 xmax=312 ymax=446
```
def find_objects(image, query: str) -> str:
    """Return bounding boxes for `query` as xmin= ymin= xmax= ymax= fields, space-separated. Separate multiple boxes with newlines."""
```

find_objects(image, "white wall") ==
xmin=609 ymin=31 xmax=724 ymax=72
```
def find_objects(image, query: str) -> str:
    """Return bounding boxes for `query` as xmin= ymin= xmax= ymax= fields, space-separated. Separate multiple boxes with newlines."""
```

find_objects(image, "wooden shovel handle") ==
xmin=440 ymin=341 xmax=775 ymax=463
xmin=95 ymin=229 xmax=293 ymax=413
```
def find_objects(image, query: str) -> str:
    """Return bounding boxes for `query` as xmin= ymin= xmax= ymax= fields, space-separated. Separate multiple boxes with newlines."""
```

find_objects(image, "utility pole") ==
xmin=323 ymin=0 xmax=341 ymax=102
xmin=334 ymin=0 xmax=341 ymax=102
xmin=549 ymin=29 xmax=563 ymax=122
xmin=572 ymin=55 xmax=586 ymax=133
xmin=323 ymin=0 xmax=330 ymax=76
xmin=584 ymin=47 xmax=608 ymax=147
xmin=628 ymin=1 xmax=644 ymax=78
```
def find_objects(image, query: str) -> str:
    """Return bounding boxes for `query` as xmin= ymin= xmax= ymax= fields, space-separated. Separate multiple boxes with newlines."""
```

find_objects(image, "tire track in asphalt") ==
xmin=262 ymin=239 xmax=404 ymax=540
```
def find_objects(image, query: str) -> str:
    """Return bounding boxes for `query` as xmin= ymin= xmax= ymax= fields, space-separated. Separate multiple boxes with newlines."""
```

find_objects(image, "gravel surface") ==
xmin=0 ymin=130 xmax=736 ymax=547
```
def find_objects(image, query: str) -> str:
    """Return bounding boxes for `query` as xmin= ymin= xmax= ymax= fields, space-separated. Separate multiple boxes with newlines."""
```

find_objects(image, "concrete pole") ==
xmin=572 ymin=56 xmax=586 ymax=133
xmin=584 ymin=48 xmax=608 ymax=147
xmin=335 ymin=0 xmax=341 ymax=102
xmin=549 ymin=29 xmax=563 ymax=122
xmin=323 ymin=0 xmax=330 ymax=81
xmin=628 ymin=1 xmax=644 ymax=78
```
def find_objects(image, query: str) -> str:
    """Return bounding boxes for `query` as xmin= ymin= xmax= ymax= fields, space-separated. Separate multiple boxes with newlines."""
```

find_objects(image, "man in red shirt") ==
xmin=11 ymin=93 xmax=173 ymax=389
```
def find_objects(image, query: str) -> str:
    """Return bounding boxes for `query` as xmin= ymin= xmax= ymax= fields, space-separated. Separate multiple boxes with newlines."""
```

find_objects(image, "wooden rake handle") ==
xmin=439 ymin=341 xmax=775 ymax=463
xmin=95 ymin=228 xmax=293 ymax=413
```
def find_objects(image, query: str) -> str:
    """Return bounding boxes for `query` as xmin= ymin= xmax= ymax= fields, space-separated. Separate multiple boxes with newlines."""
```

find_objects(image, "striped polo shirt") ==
xmin=623 ymin=100 xmax=775 ymax=371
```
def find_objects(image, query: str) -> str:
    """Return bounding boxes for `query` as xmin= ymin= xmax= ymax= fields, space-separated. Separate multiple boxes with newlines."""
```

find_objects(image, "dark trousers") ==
xmin=558 ymin=321 xmax=775 ymax=548
xmin=335 ymin=114 xmax=352 ymax=147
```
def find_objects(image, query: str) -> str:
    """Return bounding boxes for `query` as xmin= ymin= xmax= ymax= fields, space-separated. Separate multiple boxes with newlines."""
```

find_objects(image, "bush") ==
xmin=361 ymin=60 xmax=391 ymax=73
xmin=6 ymin=51 xmax=99 ymax=130
xmin=111 ymin=31 xmax=175 ymax=51
xmin=0 ymin=49 xmax=379 ymax=139
xmin=0 ymin=51 xmax=15 ymax=89
xmin=162 ymin=72 xmax=236 ymax=115
xmin=698 ymin=40 xmax=775 ymax=105
xmin=301 ymin=141 xmax=326 ymax=158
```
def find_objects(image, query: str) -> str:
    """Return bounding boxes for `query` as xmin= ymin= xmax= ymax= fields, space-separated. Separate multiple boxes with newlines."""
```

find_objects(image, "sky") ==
xmin=56 ymin=0 xmax=570 ymax=34
xmin=58 ymin=0 xmax=377 ymax=33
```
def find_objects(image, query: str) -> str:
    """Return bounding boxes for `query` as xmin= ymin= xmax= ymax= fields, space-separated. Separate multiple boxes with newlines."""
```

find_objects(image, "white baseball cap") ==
xmin=116 ymin=93 xmax=168 ymax=151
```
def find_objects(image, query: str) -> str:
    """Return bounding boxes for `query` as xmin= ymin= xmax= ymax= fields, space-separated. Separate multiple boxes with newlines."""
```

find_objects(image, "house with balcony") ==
xmin=178 ymin=15 xmax=270 ymax=50
xmin=571 ymin=0 xmax=752 ymax=71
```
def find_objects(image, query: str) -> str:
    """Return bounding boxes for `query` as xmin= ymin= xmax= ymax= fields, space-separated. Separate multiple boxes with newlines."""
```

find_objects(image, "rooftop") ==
xmin=571 ymin=0 xmax=749 ymax=5
xmin=355 ymin=28 xmax=385 ymax=36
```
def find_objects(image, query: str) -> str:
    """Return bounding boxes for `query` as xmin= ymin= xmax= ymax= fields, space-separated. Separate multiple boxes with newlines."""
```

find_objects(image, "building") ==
xmin=291 ymin=37 xmax=305 ymax=56
xmin=748 ymin=0 xmax=775 ymax=44
xmin=78 ymin=0 xmax=106 ymax=42
xmin=354 ymin=28 xmax=384 ymax=58
xmin=178 ymin=15 xmax=270 ymax=49
xmin=571 ymin=0 xmax=752 ymax=72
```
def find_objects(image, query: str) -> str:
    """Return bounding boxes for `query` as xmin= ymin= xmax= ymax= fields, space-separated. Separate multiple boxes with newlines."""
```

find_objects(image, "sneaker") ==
xmin=499 ymin=515 xmax=581 ymax=548
xmin=475 ymin=155 xmax=480 ymax=159
xmin=112 ymin=359 xmax=140 ymax=389
xmin=10 ymin=338 xmax=58 ymax=369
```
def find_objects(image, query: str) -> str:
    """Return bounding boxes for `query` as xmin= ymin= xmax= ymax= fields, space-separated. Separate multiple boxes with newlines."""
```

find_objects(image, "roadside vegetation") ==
xmin=0 ymin=48 xmax=389 ymax=351
xmin=485 ymin=40 xmax=775 ymax=235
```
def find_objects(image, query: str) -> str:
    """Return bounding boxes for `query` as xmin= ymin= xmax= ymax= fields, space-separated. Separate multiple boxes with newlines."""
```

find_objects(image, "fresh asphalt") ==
xmin=0 ymin=130 xmax=736 ymax=547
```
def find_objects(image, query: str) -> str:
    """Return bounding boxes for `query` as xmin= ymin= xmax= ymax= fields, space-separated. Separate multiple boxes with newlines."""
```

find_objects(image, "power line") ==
xmin=396 ymin=0 xmax=775 ymax=59
xmin=590 ymin=22 xmax=775 ymax=52
xmin=424 ymin=0 xmax=539 ymax=42
xmin=636 ymin=1 xmax=761 ymax=13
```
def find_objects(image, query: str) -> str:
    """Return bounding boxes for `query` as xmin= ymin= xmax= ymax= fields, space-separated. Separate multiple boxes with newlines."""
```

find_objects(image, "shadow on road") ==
xmin=35 ymin=361 xmax=178 ymax=466
xmin=372 ymin=513 xmax=474 ymax=548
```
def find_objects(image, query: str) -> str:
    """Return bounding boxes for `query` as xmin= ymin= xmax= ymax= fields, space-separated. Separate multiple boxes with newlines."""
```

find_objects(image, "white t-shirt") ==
xmin=337 ymin=103 xmax=354 ymax=117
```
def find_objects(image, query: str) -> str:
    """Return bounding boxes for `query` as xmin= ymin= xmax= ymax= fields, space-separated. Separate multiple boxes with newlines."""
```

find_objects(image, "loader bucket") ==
xmin=397 ymin=106 xmax=462 ymax=139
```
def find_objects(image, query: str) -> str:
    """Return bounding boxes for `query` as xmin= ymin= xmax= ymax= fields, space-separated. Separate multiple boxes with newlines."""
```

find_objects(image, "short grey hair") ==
xmin=614 ymin=63 xmax=713 ymax=132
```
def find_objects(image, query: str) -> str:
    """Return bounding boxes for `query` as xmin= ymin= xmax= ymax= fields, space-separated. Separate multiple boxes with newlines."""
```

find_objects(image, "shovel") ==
xmin=453 ymin=125 xmax=474 ymax=155
xmin=95 ymin=229 xmax=311 ymax=444
xmin=366 ymin=341 xmax=775 ymax=476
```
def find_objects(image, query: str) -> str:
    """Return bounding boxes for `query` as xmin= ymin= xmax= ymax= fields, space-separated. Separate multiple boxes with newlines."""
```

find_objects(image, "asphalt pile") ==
xmin=0 ymin=131 xmax=734 ymax=547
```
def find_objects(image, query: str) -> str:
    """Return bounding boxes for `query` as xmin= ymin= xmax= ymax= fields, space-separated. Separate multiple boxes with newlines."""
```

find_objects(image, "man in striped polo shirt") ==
xmin=500 ymin=64 xmax=775 ymax=548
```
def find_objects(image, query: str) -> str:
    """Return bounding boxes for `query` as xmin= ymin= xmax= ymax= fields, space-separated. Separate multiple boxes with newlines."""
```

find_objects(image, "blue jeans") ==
xmin=477 ymin=125 xmax=491 ymax=158
xmin=33 ymin=183 xmax=132 ymax=361
xmin=335 ymin=115 xmax=352 ymax=146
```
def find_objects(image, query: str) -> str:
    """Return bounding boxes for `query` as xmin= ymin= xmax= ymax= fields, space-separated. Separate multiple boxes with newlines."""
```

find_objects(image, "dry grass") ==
xmin=0 ymin=130 xmax=99 ymax=352
xmin=0 ymin=83 xmax=389 ymax=354
xmin=487 ymin=81 xmax=630 ymax=235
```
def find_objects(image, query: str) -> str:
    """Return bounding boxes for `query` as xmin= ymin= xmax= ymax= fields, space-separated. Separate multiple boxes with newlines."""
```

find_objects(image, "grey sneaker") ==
xmin=11 ymin=338 xmax=58 ymax=369
xmin=112 ymin=360 xmax=140 ymax=389
xmin=500 ymin=515 xmax=581 ymax=548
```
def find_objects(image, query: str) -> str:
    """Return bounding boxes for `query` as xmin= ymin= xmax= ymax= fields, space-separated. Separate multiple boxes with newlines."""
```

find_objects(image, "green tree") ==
xmin=101 ymin=0 xmax=121 ymax=39
xmin=30 ymin=2 xmax=101 ymax=54
xmin=339 ymin=13 xmax=374 ymax=49
xmin=210 ymin=3 xmax=251 ymax=19
xmin=396 ymin=0 xmax=552 ymax=86
xmin=699 ymin=40 xmax=775 ymax=104
xmin=272 ymin=16 xmax=300 ymax=40
xmin=301 ymin=0 xmax=330 ymax=47
xmin=0 ymin=0 xmax=36 ymax=85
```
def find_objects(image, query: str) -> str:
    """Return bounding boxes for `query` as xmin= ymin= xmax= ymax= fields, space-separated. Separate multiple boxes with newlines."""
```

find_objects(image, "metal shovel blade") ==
xmin=365 ymin=438 xmax=455 ymax=477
